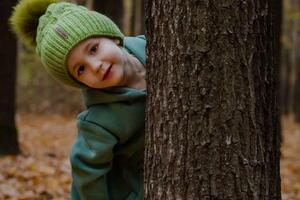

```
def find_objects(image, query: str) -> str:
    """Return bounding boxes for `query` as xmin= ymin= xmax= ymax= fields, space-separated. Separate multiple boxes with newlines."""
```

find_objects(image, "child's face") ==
xmin=67 ymin=37 xmax=127 ymax=89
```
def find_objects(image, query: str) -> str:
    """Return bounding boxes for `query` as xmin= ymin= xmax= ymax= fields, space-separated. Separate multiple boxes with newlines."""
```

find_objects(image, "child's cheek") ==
xmin=110 ymin=50 xmax=125 ymax=65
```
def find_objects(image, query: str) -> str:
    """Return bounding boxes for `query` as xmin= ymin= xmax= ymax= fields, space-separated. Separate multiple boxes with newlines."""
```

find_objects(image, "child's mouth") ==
xmin=102 ymin=64 xmax=112 ymax=81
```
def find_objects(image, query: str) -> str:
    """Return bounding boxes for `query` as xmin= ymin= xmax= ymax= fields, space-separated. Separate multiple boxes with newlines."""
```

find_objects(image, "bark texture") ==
xmin=145 ymin=0 xmax=281 ymax=199
xmin=0 ymin=0 xmax=20 ymax=155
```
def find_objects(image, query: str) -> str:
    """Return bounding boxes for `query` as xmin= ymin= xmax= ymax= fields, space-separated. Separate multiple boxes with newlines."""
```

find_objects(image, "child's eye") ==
xmin=90 ymin=44 xmax=98 ymax=54
xmin=77 ymin=65 xmax=85 ymax=76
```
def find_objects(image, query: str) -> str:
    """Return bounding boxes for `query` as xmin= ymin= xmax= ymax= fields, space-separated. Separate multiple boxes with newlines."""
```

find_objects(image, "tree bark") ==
xmin=0 ymin=0 xmax=20 ymax=155
xmin=145 ymin=0 xmax=281 ymax=199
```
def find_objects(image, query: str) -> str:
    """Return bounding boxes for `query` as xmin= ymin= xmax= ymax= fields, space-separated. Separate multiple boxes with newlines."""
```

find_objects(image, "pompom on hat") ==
xmin=10 ymin=0 xmax=124 ymax=88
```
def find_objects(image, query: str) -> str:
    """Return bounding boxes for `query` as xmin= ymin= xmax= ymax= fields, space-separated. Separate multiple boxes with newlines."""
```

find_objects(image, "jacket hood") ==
xmin=81 ymin=35 xmax=146 ymax=107
xmin=123 ymin=35 xmax=146 ymax=65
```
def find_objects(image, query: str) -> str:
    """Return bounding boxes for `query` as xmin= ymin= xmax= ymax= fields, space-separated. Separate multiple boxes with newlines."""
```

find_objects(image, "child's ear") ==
xmin=113 ymin=39 xmax=121 ymax=46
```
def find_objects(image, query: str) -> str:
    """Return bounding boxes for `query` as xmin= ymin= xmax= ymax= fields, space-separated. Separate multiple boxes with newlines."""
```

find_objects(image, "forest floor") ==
xmin=0 ymin=113 xmax=299 ymax=199
xmin=281 ymin=116 xmax=300 ymax=199
xmin=0 ymin=113 xmax=76 ymax=200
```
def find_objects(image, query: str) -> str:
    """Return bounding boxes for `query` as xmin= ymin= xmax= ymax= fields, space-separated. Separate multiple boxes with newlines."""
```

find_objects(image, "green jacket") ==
xmin=71 ymin=35 xmax=146 ymax=200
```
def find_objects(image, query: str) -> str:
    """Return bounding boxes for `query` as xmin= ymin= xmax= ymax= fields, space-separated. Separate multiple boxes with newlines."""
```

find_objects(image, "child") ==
xmin=10 ymin=0 xmax=146 ymax=199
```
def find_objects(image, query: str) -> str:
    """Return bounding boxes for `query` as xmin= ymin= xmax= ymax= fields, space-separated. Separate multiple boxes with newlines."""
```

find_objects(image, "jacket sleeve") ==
xmin=70 ymin=118 xmax=118 ymax=200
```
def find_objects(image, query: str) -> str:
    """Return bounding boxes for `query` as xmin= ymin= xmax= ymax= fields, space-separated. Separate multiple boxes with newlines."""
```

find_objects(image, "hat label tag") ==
xmin=55 ymin=26 xmax=68 ymax=40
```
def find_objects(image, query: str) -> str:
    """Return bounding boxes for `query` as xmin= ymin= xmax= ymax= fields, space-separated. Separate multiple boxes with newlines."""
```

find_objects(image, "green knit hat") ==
xmin=10 ymin=0 xmax=124 ymax=88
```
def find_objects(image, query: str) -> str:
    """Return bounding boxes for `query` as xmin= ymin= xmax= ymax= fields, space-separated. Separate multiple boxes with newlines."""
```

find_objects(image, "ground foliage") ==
xmin=0 ymin=114 xmax=299 ymax=199
xmin=0 ymin=113 xmax=76 ymax=200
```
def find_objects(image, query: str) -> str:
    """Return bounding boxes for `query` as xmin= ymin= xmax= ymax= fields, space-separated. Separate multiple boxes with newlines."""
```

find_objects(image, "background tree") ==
xmin=288 ymin=0 xmax=300 ymax=122
xmin=130 ymin=0 xmax=145 ymax=35
xmin=145 ymin=0 xmax=281 ymax=199
xmin=73 ymin=0 xmax=135 ymax=34
xmin=93 ymin=0 xmax=124 ymax=31
xmin=0 ymin=0 xmax=20 ymax=155
xmin=280 ymin=0 xmax=300 ymax=122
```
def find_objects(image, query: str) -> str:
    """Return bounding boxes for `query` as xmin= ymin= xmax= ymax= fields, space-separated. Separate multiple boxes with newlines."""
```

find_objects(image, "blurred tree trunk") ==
xmin=130 ymin=0 xmax=145 ymax=35
xmin=280 ymin=0 xmax=294 ymax=117
xmin=0 ymin=0 xmax=20 ymax=155
xmin=291 ymin=0 xmax=300 ymax=122
xmin=93 ymin=0 xmax=124 ymax=31
xmin=73 ymin=0 xmax=86 ymax=5
xmin=280 ymin=46 xmax=292 ymax=115
xmin=145 ymin=0 xmax=281 ymax=199
xmin=140 ymin=0 xmax=145 ymax=35
xmin=288 ymin=2 xmax=298 ymax=117
xmin=294 ymin=67 xmax=300 ymax=121
xmin=281 ymin=0 xmax=300 ymax=121
xmin=273 ymin=0 xmax=282 ymax=143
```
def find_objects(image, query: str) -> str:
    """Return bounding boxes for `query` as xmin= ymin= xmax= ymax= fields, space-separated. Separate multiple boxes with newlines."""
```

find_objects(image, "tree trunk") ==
xmin=140 ymin=0 xmax=145 ymax=35
xmin=273 ymin=0 xmax=283 ymax=142
xmin=130 ymin=0 xmax=137 ymax=35
xmin=287 ymin=6 xmax=298 ymax=118
xmin=280 ymin=47 xmax=292 ymax=115
xmin=294 ymin=67 xmax=300 ymax=122
xmin=130 ymin=0 xmax=145 ymax=35
xmin=280 ymin=0 xmax=292 ymax=116
xmin=72 ymin=0 xmax=86 ymax=5
xmin=290 ymin=0 xmax=300 ymax=122
xmin=145 ymin=0 xmax=281 ymax=199
xmin=0 ymin=0 xmax=20 ymax=155
xmin=93 ymin=0 xmax=124 ymax=32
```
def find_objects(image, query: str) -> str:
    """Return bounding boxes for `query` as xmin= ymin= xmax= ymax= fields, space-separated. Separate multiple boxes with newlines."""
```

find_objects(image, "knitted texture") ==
xmin=35 ymin=2 xmax=124 ymax=88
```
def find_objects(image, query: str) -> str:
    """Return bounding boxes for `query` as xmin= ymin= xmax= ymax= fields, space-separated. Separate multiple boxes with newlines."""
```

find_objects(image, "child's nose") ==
xmin=88 ymin=59 xmax=102 ymax=73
